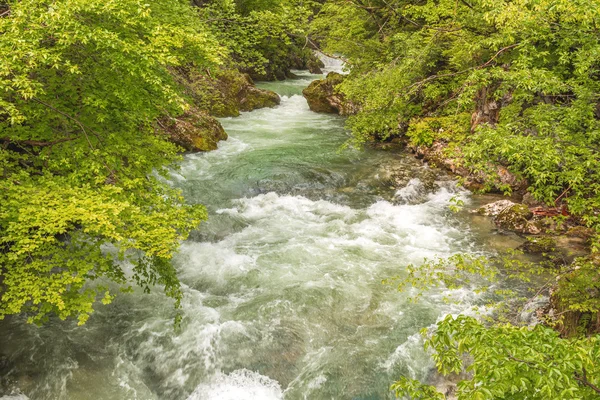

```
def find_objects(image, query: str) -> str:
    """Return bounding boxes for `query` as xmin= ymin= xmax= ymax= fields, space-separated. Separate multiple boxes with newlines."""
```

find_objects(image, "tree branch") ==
xmin=401 ymin=43 xmax=520 ymax=95
xmin=459 ymin=0 xmax=474 ymax=9
xmin=575 ymin=368 xmax=600 ymax=394
xmin=31 ymin=97 xmax=117 ymax=179
xmin=0 ymin=6 xmax=10 ymax=18
xmin=1 ymin=136 xmax=78 ymax=147
xmin=31 ymin=97 xmax=96 ymax=151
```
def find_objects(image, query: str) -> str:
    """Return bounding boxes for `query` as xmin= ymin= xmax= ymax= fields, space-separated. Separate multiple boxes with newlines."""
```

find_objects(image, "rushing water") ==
xmin=0 ymin=63 xmax=520 ymax=399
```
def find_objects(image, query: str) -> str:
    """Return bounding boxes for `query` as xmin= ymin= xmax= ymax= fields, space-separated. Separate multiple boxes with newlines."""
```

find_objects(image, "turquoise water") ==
xmin=0 ymin=66 xmax=509 ymax=400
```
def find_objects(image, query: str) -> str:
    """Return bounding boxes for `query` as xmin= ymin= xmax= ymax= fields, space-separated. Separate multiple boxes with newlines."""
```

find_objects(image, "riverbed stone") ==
xmin=495 ymin=203 xmax=533 ymax=232
xmin=476 ymin=199 xmax=516 ymax=217
xmin=302 ymin=72 xmax=356 ymax=115
xmin=519 ymin=236 xmax=557 ymax=253
xmin=158 ymin=107 xmax=227 ymax=152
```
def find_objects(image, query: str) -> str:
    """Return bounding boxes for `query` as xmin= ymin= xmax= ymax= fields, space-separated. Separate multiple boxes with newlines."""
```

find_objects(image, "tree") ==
xmin=0 ymin=0 xmax=222 ymax=324
xmin=393 ymin=316 xmax=600 ymax=399
xmin=198 ymin=0 xmax=318 ymax=80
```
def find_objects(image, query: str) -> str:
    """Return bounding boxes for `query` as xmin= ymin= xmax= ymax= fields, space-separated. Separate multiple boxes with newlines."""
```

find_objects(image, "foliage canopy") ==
xmin=0 ymin=0 xmax=223 ymax=324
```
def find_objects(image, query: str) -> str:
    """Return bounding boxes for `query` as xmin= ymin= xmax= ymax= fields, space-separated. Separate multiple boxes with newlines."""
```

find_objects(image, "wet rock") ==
xmin=476 ymin=199 xmax=515 ymax=217
xmin=519 ymin=295 xmax=550 ymax=325
xmin=519 ymin=236 xmax=557 ymax=253
xmin=495 ymin=203 xmax=533 ymax=232
xmin=409 ymin=140 xmax=527 ymax=193
xmin=302 ymin=72 xmax=357 ymax=115
xmin=306 ymin=58 xmax=324 ymax=74
xmin=566 ymin=226 xmax=595 ymax=240
xmin=157 ymin=107 xmax=227 ymax=152
xmin=172 ymin=67 xmax=280 ymax=118
xmin=286 ymin=70 xmax=300 ymax=79
xmin=238 ymin=77 xmax=280 ymax=112
xmin=375 ymin=160 xmax=439 ymax=194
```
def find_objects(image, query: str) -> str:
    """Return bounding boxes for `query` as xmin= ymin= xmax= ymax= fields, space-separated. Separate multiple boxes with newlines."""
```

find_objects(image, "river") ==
xmin=0 ymin=62 xmax=521 ymax=399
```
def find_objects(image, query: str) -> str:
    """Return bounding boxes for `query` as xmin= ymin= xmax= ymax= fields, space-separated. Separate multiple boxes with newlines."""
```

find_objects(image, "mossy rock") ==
xmin=210 ymin=70 xmax=280 ymax=116
xmin=494 ymin=203 xmax=533 ymax=232
xmin=171 ymin=67 xmax=280 ymax=118
xmin=237 ymin=75 xmax=280 ymax=112
xmin=302 ymin=72 xmax=354 ymax=114
xmin=566 ymin=226 xmax=595 ymax=240
xmin=158 ymin=107 xmax=228 ymax=152
xmin=306 ymin=58 xmax=324 ymax=74
xmin=520 ymin=236 xmax=557 ymax=253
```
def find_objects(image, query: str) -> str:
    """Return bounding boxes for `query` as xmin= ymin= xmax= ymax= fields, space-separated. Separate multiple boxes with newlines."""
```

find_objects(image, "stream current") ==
xmin=0 ymin=62 xmax=518 ymax=399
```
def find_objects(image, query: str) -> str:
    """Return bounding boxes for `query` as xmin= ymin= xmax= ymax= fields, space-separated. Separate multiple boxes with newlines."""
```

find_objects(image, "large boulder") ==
xmin=237 ymin=75 xmax=280 ymax=112
xmin=476 ymin=199 xmax=516 ymax=217
xmin=302 ymin=72 xmax=356 ymax=115
xmin=495 ymin=203 xmax=535 ymax=233
xmin=158 ymin=107 xmax=227 ymax=152
xmin=172 ymin=67 xmax=280 ymax=118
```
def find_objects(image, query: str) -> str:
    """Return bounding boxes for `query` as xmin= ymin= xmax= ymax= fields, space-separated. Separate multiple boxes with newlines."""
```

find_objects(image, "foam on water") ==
xmin=187 ymin=369 xmax=283 ymax=400
xmin=317 ymin=52 xmax=346 ymax=74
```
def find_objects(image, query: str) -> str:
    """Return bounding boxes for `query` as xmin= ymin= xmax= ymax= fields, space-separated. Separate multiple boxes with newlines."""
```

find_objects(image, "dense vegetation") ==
xmin=312 ymin=0 xmax=600 ymax=225
xmin=309 ymin=0 xmax=600 ymax=397
xmin=2 ymin=0 xmax=599 ymax=397
xmin=0 ymin=0 xmax=314 ymax=324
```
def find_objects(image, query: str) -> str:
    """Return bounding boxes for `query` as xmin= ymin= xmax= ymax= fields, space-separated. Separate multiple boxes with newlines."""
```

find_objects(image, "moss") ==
xmin=495 ymin=204 xmax=533 ymax=232
xmin=171 ymin=66 xmax=280 ymax=118
xmin=158 ymin=107 xmax=228 ymax=152
xmin=520 ymin=236 xmax=557 ymax=253
xmin=302 ymin=72 xmax=353 ymax=114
